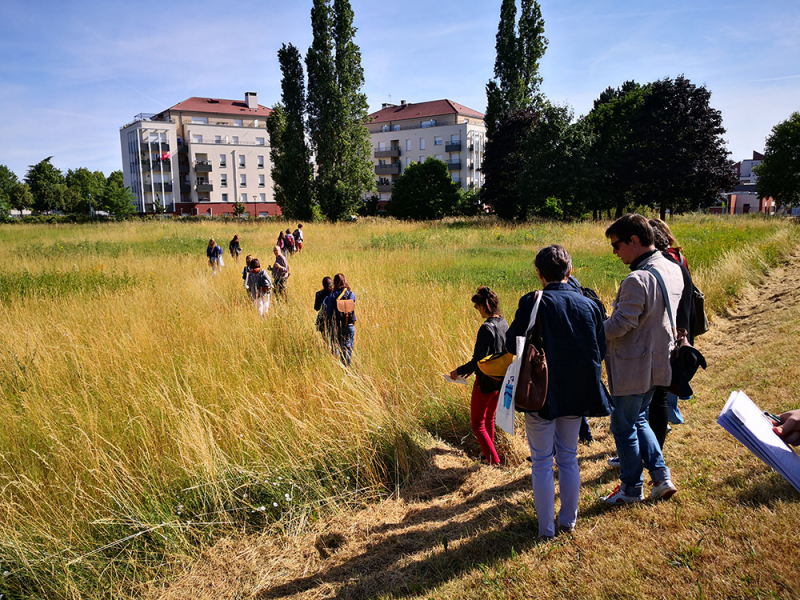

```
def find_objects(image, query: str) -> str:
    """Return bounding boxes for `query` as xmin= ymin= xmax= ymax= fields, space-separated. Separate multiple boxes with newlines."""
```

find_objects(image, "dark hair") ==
xmin=605 ymin=213 xmax=654 ymax=246
xmin=322 ymin=276 xmax=333 ymax=289
xmin=250 ymin=258 xmax=260 ymax=269
xmin=471 ymin=286 xmax=500 ymax=316
xmin=286 ymin=229 xmax=291 ymax=234
xmin=535 ymin=245 xmax=572 ymax=283
xmin=649 ymin=218 xmax=679 ymax=249
xmin=650 ymin=227 xmax=670 ymax=252
xmin=278 ymin=231 xmax=285 ymax=240
xmin=297 ymin=224 xmax=303 ymax=228
xmin=333 ymin=273 xmax=350 ymax=290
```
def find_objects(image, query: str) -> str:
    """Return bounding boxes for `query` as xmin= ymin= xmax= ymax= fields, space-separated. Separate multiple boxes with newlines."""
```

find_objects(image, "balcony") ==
xmin=375 ymin=164 xmax=401 ymax=175
xmin=163 ymin=183 xmax=173 ymax=192
xmin=195 ymin=161 xmax=212 ymax=173
xmin=445 ymin=142 xmax=462 ymax=152
xmin=377 ymin=183 xmax=393 ymax=192
xmin=178 ymin=144 xmax=188 ymax=154
xmin=374 ymin=147 xmax=401 ymax=158
xmin=179 ymin=161 xmax=189 ymax=173
xmin=141 ymin=162 xmax=152 ymax=172
xmin=447 ymin=161 xmax=462 ymax=171
xmin=197 ymin=183 xmax=213 ymax=192
xmin=180 ymin=184 xmax=191 ymax=193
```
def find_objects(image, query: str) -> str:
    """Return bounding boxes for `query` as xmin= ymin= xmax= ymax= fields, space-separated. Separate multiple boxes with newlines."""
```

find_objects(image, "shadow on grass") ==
xmin=724 ymin=471 xmax=800 ymax=507
xmin=254 ymin=448 xmax=625 ymax=600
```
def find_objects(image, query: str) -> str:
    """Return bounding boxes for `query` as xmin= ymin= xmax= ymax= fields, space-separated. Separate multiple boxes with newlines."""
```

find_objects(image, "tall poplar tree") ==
xmin=306 ymin=0 xmax=373 ymax=220
xmin=269 ymin=43 xmax=314 ymax=220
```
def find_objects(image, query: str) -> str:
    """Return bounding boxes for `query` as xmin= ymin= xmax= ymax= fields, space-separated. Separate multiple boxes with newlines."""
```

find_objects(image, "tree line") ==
xmin=0 ymin=158 xmax=135 ymax=220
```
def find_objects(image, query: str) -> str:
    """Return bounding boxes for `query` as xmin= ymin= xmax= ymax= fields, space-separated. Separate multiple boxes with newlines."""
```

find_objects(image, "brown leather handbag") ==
xmin=514 ymin=291 xmax=548 ymax=412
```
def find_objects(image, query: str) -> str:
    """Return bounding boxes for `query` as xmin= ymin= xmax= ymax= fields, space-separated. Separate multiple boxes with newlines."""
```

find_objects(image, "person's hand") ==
xmin=773 ymin=409 xmax=800 ymax=446
xmin=449 ymin=369 xmax=460 ymax=380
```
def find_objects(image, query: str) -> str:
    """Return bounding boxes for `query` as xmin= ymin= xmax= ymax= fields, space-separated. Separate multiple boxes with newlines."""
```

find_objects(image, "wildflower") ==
xmin=284 ymin=493 xmax=292 ymax=501
xmin=242 ymin=493 xmax=248 ymax=499
xmin=258 ymin=506 xmax=265 ymax=512
xmin=273 ymin=502 xmax=278 ymax=507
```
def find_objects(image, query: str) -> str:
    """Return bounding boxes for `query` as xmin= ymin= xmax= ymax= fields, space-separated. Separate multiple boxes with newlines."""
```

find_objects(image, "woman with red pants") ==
xmin=450 ymin=287 xmax=509 ymax=465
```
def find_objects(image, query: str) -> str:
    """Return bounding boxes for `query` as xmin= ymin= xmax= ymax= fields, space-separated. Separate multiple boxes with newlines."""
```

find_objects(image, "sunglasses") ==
xmin=610 ymin=240 xmax=627 ymax=251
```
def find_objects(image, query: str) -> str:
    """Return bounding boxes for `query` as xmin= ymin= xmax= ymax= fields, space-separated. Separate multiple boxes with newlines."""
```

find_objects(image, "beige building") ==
xmin=366 ymin=99 xmax=486 ymax=204
xmin=120 ymin=92 xmax=280 ymax=216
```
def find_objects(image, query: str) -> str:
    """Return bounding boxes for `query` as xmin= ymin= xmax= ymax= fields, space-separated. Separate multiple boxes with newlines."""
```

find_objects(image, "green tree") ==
xmin=269 ymin=43 xmax=315 ymax=221
xmin=233 ymin=202 xmax=247 ymax=217
xmin=0 ymin=164 xmax=18 ymax=199
xmin=8 ymin=182 xmax=33 ymax=212
xmin=755 ymin=111 xmax=800 ymax=207
xmin=388 ymin=158 xmax=460 ymax=220
xmin=101 ymin=171 xmax=135 ymax=218
xmin=520 ymin=102 xmax=596 ymax=219
xmin=25 ymin=157 xmax=65 ymax=214
xmin=482 ymin=107 xmax=538 ymax=220
xmin=306 ymin=0 xmax=374 ymax=221
xmin=65 ymin=167 xmax=107 ymax=214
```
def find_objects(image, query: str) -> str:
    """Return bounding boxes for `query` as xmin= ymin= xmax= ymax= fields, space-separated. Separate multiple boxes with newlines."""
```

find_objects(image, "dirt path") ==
xmin=156 ymin=251 xmax=800 ymax=600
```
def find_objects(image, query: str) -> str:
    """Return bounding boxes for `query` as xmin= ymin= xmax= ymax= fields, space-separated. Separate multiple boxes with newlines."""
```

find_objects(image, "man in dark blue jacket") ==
xmin=506 ymin=245 xmax=611 ymax=538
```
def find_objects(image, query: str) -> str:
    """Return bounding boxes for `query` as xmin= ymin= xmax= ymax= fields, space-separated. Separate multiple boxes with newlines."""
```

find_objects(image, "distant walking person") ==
xmin=241 ymin=254 xmax=253 ymax=289
xmin=229 ymin=234 xmax=242 ymax=263
xmin=206 ymin=239 xmax=223 ymax=275
xmin=325 ymin=273 xmax=356 ymax=366
xmin=271 ymin=245 xmax=289 ymax=299
xmin=450 ymin=287 xmax=508 ymax=466
xmin=277 ymin=231 xmax=286 ymax=255
xmin=285 ymin=229 xmax=296 ymax=255
xmin=245 ymin=258 xmax=272 ymax=317
xmin=293 ymin=224 xmax=304 ymax=253
xmin=315 ymin=276 xmax=333 ymax=335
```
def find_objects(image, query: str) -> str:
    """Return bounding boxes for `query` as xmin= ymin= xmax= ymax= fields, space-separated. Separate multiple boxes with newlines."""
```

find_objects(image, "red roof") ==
xmin=165 ymin=97 xmax=273 ymax=117
xmin=368 ymin=99 xmax=484 ymax=124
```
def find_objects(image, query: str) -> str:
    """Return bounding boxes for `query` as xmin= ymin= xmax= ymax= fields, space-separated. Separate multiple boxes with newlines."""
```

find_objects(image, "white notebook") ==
xmin=717 ymin=390 xmax=800 ymax=493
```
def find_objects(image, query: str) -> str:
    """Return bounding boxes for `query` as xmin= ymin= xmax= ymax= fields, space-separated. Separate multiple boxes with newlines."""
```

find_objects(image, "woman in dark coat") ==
xmin=506 ymin=245 xmax=610 ymax=538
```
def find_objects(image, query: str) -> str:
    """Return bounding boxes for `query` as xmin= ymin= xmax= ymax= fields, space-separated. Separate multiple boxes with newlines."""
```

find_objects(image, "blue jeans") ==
xmin=609 ymin=387 xmax=670 ymax=496
xmin=332 ymin=325 xmax=355 ymax=366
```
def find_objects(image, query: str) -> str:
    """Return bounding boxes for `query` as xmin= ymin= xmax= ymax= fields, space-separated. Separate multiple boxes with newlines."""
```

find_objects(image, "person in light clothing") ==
xmin=602 ymin=214 xmax=684 ymax=505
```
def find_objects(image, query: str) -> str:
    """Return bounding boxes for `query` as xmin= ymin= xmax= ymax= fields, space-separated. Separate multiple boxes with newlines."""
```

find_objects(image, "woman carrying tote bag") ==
xmin=449 ymin=287 xmax=508 ymax=465
xmin=506 ymin=246 xmax=610 ymax=538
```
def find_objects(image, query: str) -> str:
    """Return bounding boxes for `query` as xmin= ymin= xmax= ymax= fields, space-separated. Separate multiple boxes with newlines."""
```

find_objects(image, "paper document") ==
xmin=442 ymin=374 xmax=468 ymax=385
xmin=717 ymin=390 xmax=800 ymax=493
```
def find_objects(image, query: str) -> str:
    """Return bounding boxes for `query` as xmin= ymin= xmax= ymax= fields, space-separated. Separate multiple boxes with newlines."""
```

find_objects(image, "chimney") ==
xmin=400 ymin=100 xmax=407 ymax=105
xmin=245 ymin=92 xmax=258 ymax=109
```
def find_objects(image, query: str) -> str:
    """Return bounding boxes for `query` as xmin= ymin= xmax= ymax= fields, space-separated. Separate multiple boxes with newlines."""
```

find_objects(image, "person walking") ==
xmin=506 ymin=246 xmax=610 ymax=537
xmin=293 ymin=224 xmax=304 ymax=253
xmin=271 ymin=245 xmax=289 ymax=299
xmin=206 ymin=239 xmax=223 ymax=275
xmin=245 ymin=258 xmax=272 ymax=317
xmin=229 ymin=235 xmax=242 ymax=263
xmin=277 ymin=231 xmax=286 ymax=255
xmin=315 ymin=276 xmax=333 ymax=336
xmin=325 ymin=273 xmax=356 ymax=366
xmin=450 ymin=287 xmax=508 ymax=466
xmin=602 ymin=214 xmax=683 ymax=505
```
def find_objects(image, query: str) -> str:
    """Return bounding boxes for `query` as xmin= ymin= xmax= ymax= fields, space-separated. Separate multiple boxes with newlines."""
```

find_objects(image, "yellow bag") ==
xmin=477 ymin=352 xmax=515 ymax=380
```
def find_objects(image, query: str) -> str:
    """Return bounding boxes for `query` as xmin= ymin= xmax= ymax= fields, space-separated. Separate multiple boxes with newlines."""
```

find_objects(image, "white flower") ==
xmin=273 ymin=502 xmax=278 ymax=507
xmin=258 ymin=506 xmax=266 ymax=512
xmin=284 ymin=493 xmax=292 ymax=501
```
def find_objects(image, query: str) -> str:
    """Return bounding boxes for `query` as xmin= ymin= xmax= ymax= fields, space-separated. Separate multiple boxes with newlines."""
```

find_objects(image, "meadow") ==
xmin=0 ymin=214 xmax=797 ymax=599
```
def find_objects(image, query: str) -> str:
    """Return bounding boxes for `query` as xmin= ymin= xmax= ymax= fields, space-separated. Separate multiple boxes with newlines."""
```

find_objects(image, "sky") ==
xmin=0 ymin=0 xmax=798 ymax=179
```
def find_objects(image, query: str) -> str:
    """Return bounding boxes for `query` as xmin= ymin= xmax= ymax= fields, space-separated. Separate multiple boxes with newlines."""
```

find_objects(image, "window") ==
xmin=241 ymin=193 xmax=247 ymax=202
xmin=259 ymin=193 xmax=266 ymax=202
xmin=259 ymin=174 xmax=265 ymax=187
xmin=420 ymin=138 xmax=425 ymax=150
xmin=220 ymin=174 xmax=227 ymax=187
xmin=192 ymin=117 xmax=208 ymax=124
xmin=380 ymin=124 xmax=390 ymax=132
xmin=452 ymin=172 xmax=461 ymax=183
xmin=239 ymin=155 xmax=245 ymax=167
xmin=434 ymin=136 xmax=442 ymax=146
xmin=219 ymin=154 xmax=226 ymax=167
xmin=234 ymin=119 xmax=243 ymax=127
xmin=406 ymin=139 xmax=411 ymax=151
xmin=378 ymin=141 xmax=386 ymax=151
xmin=421 ymin=119 xmax=436 ymax=128
xmin=451 ymin=134 xmax=461 ymax=143
xmin=434 ymin=154 xmax=443 ymax=161
xmin=221 ymin=193 xmax=228 ymax=202
xmin=257 ymin=155 xmax=264 ymax=168
xmin=192 ymin=134 xmax=202 ymax=143
xmin=232 ymin=136 xmax=239 ymax=144
xmin=393 ymin=124 xmax=400 ymax=131
xmin=240 ymin=174 xmax=246 ymax=187
xmin=406 ymin=157 xmax=411 ymax=167
xmin=215 ymin=135 xmax=221 ymax=144
xmin=256 ymin=137 xmax=265 ymax=146
xmin=419 ymin=156 xmax=424 ymax=162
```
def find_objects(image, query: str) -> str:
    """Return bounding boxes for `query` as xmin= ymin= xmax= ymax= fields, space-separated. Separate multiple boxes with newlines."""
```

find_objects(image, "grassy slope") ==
xmin=0 ymin=215 xmax=796 ymax=599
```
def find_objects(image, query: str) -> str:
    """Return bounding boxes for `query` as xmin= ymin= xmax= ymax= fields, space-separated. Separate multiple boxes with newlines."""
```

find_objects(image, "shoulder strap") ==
xmin=527 ymin=291 xmax=542 ymax=334
xmin=643 ymin=265 xmax=676 ymax=340
xmin=336 ymin=288 xmax=348 ymax=301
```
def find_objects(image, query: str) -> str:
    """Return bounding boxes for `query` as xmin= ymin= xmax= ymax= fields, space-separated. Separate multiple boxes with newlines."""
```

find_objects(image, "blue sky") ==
xmin=0 ymin=0 xmax=798 ymax=179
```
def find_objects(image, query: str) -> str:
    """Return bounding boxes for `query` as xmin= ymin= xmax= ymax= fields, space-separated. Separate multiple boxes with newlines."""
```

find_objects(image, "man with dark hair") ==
xmin=601 ymin=214 xmax=684 ymax=505
xmin=534 ymin=244 xmax=572 ymax=283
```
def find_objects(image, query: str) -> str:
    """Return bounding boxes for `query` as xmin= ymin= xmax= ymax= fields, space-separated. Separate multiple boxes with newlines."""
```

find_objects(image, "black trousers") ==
xmin=648 ymin=387 xmax=669 ymax=449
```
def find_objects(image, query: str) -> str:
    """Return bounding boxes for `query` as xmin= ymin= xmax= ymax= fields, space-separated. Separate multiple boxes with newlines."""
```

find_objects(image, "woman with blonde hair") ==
xmin=206 ymin=239 xmax=223 ymax=274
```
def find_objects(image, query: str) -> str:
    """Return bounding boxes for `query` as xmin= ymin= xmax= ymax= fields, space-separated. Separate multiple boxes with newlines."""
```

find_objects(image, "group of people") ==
xmin=314 ymin=275 xmax=357 ymax=366
xmin=450 ymin=214 xmax=707 ymax=539
xmin=278 ymin=225 xmax=303 ymax=255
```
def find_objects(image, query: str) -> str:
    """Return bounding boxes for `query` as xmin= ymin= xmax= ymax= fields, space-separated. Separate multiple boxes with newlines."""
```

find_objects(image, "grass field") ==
xmin=0 ymin=214 xmax=797 ymax=599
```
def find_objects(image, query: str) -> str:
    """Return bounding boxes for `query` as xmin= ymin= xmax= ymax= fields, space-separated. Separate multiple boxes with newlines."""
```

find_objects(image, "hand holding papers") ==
xmin=442 ymin=373 xmax=468 ymax=385
xmin=717 ymin=390 xmax=800 ymax=493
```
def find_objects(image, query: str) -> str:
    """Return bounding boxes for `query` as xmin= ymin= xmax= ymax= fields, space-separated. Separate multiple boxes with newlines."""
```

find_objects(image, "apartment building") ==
xmin=120 ymin=92 xmax=280 ymax=216
xmin=366 ymin=99 xmax=486 ymax=204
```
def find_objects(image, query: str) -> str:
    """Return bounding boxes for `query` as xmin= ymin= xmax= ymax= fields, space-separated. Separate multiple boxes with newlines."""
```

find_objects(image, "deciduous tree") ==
xmin=25 ymin=157 xmax=65 ymax=214
xmin=388 ymin=158 xmax=460 ymax=220
xmin=755 ymin=111 xmax=800 ymax=207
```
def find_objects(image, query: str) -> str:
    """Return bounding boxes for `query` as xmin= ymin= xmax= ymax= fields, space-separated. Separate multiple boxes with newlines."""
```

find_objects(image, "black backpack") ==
xmin=568 ymin=276 xmax=608 ymax=320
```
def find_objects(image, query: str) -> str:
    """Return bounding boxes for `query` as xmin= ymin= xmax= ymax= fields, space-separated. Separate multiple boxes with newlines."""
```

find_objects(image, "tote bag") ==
xmin=496 ymin=336 xmax=525 ymax=435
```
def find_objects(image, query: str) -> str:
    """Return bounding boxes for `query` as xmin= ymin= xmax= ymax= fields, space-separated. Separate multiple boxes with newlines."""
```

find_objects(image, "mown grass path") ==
xmin=156 ymin=251 xmax=800 ymax=600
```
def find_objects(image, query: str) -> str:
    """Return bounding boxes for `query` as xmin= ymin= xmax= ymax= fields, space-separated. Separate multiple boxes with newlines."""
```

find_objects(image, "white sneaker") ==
xmin=607 ymin=456 xmax=620 ymax=467
xmin=649 ymin=479 xmax=678 ymax=501
xmin=601 ymin=485 xmax=644 ymax=505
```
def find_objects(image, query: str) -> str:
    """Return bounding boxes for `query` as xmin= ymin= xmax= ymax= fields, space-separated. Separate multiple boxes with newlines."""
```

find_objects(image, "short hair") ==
xmin=322 ymin=276 xmax=333 ymax=289
xmin=605 ymin=213 xmax=654 ymax=246
xmin=649 ymin=218 xmax=678 ymax=247
xmin=297 ymin=224 xmax=303 ymax=228
xmin=535 ymin=245 xmax=572 ymax=283
xmin=244 ymin=254 xmax=253 ymax=266
xmin=651 ymin=227 xmax=670 ymax=251
xmin=471 ymin=286 xmax=500 ymax=315
xmin=250 ymin=258 xmax=260 ymax=269
xmin=333 ymin=273 xmax=350 ymax=289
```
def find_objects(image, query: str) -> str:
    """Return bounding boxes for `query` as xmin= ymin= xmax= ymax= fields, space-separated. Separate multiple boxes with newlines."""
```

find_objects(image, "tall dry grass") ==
xmin=0 ymin=214 xmax=795 ymax=598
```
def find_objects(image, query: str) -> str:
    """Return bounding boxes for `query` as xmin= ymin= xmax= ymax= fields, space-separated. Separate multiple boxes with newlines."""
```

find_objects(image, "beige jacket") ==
xmin=604 ymin=251 xmax=684 ymax=397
